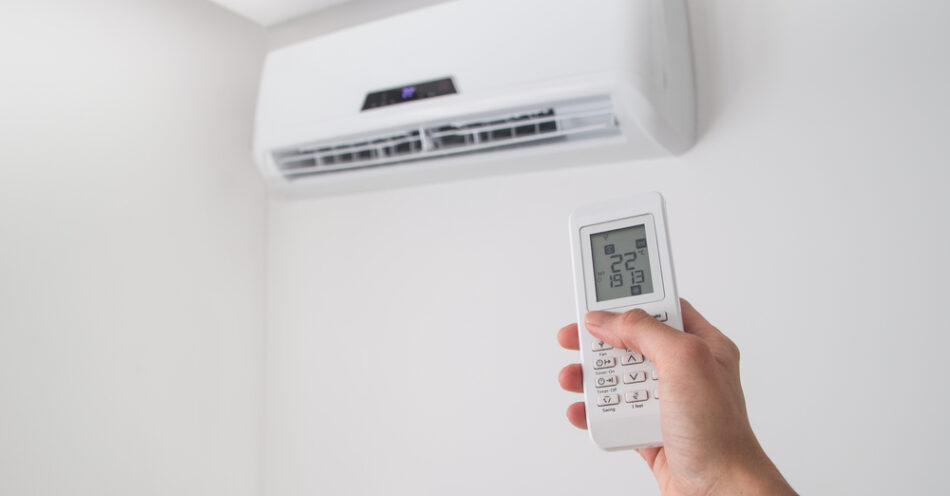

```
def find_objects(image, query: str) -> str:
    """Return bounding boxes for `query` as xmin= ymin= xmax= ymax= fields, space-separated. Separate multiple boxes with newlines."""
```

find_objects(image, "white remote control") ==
xmin=568 ymin=192 xmax=682 ymax=450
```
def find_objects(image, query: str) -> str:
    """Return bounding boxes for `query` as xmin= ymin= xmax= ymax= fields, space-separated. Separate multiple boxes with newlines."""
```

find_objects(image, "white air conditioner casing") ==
xmin=254 ymin=0 xmax=695 ymax=196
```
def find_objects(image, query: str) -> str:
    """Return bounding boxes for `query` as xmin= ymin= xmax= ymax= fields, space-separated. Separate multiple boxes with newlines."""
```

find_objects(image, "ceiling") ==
xmin=207 ymin=0 xmax=352 ymax=26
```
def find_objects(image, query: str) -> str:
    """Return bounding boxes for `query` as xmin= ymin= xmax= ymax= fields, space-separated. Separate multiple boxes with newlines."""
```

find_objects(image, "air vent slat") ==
xmin=272 ymin=96 xmax=619 ymax=179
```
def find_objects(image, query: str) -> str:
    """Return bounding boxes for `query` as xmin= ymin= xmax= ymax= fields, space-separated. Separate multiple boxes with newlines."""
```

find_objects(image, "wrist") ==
xmin=710 ymin=446 xmax=796 ymax=496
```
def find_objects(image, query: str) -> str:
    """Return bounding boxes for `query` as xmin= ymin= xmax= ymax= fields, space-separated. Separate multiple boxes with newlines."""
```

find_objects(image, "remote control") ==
xmin=568 ymin=192 xmax=682 ymax=450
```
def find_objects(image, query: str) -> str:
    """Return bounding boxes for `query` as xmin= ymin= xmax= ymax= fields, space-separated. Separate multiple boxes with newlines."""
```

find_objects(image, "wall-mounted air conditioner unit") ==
xmin=254 ymin=0 xmax=695 ymax=196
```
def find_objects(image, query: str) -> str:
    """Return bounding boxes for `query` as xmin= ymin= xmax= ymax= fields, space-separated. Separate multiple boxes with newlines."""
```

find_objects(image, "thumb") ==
xmin=585 ymin=308 xmax=684 ymax=364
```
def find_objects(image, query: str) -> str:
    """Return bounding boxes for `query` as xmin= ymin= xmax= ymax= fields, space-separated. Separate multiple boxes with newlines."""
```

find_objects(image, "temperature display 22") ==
xmin=589 ymin=224 xmax=654 ymax=302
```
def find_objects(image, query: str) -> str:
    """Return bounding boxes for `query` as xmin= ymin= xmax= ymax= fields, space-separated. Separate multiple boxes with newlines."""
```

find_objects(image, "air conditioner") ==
xmin=254 ymin=0 xmax=695 ymax=196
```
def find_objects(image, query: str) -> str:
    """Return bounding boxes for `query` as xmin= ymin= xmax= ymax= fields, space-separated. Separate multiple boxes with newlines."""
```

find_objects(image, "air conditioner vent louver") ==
xmin=272 ymin=96 xmax=620 ymax=179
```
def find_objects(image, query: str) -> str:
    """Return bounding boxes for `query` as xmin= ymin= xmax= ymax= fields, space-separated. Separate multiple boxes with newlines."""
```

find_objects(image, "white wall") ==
xmin=0 ymin=1 xmax=266 ymax=495
xmin=263 ymin=1 xmax=950 ymax=495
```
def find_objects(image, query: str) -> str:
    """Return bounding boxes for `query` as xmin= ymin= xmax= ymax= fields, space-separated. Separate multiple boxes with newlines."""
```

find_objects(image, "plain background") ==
xmin=0 ymin=1 xmax=265 ymax=495
xmin=1 ymin=1 xmax=949 ymax=495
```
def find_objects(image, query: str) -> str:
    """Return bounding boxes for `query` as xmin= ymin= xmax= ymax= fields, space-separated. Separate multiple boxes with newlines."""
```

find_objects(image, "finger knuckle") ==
xmin=723 ymin=336 xmax=741 ymax=361
xmin=620 ymin=308 xmax=651 ymax=328
xmin=672 ymin=335 xmax=712 ymax=364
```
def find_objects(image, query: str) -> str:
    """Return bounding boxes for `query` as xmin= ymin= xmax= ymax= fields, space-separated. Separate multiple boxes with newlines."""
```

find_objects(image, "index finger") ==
xmin=557 ymin=323 xmax=579 ymax=350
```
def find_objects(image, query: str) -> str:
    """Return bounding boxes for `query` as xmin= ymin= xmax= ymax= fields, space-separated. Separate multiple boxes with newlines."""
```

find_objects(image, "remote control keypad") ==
xmin=623 ymin=371 xmax=647 ymax=384
xmin=591 ymin=349 xmax=659 ymax=409
xmin=592 ymin=340 xmax=612 ymax=352
xmin=590 ymin=310 xmax=672 ymax=411
xmin=593 ymin=357 xmax=617 ymax=370
xmin=595 ymin=375 xmax=619 ymax=388
xmin=625 ymin=390 xmax=649 ymax=403
xmin=621 ymin=352 xmax=645 ymax=366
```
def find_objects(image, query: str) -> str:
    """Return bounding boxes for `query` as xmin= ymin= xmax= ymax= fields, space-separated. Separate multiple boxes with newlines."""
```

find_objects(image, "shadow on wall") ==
xmin=266 ymin=0 xmax=453 ymax=49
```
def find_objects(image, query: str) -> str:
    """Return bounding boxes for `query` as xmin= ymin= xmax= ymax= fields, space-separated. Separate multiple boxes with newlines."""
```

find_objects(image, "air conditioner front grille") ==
xmin=272 ymin=96 xmax=619 ymax=179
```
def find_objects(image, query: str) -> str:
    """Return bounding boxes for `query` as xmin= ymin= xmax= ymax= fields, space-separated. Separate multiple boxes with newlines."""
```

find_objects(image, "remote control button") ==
xmin=625 ymin=390 xmax=649 ymax=403
xmin=593 ymin=357 xmax=617 ymax=370
xmin=597 ymin=394 xmax=620 ymax=407
xmin=652 ymin=368 xmax=659 ymax=380
xmin=591 ymin=340 xmax=612 ymax=352
xmin=654 ymin=389 xmax=660 ymax=399
xmin=623 ymin=371 xmax=648 ymax=384
xmin=594 ymin=375 xmax=618 ymax=388
xmin=621 ymin=352 xmax=644 ymax=366
xmin=652 ymin=311 xmax=668 ymax=322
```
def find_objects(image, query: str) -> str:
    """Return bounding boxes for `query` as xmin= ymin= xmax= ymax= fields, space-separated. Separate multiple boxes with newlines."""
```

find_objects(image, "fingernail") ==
xmin=585 ymin=311 xmax=611 ymax=329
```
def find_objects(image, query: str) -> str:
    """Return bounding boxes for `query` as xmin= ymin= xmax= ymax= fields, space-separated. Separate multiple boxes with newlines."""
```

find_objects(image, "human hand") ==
xmin=557 ymin=300 xmax=796 ymax=496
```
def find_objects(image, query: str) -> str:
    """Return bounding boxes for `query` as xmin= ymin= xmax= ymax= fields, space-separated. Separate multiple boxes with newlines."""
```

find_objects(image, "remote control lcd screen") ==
xmin=590 ymin=224 xmax=654 ymax=302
